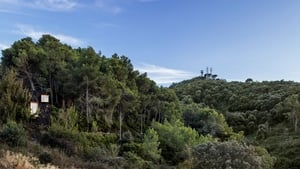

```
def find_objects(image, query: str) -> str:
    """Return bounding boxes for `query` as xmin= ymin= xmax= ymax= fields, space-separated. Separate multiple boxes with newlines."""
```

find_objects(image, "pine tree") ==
xmin=141 ymin=128 xmax=161 ymax=162
xmin=0 ymin=69 xmax=31 ymax=124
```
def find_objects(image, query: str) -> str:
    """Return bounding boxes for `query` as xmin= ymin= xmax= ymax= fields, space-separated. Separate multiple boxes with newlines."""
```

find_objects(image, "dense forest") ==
xmin=0 ymin=35 xmax=299 ymax=169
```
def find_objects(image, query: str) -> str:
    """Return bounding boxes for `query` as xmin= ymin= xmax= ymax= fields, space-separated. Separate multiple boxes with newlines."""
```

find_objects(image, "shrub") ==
xmin=105 ymin=143 xmax=120 ymax=158
xmin=83 ymin=146 xmax=105 ymax=161
xmin=38 ymin=152 xmax=52 ymax=164
xmin=151 ymin=120 xmax=215 ymax=164
xmin=141 ymin=128 xmax=161 ymax=162
xmin=254 ymin=146 xmax=276 ymax=169
xmin=192 ymin=141 xmax=275 ymax=169
xmin=42 ymin=124 xmax=118 ymax=158
xmin=120 ymin=142 xmax=142 ymax=156
xmin=0 ymin=121 xmax=28 ymax=147
xmin=123 ymin=151 xmax=155 ymax=169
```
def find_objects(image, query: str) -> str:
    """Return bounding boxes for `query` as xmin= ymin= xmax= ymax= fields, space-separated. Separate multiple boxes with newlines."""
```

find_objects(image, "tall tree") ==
xmin=37 ymin=35 xmax=75 ymax=106
xmin=0 ymin=63 xmax=3 ymax=78
xmin=1 ymin=37 xmax=42 ymax=93
xmin=157 ymin=88 xmax=182 ymax=122
xmin=72 ymin=47 xmax=102 ymax=130
xmin=116 ymin=82 xmax=138 ymax=139
xmin=285 ymin=94 xmax=300 ymax=133
xmin=0 ymin=69 xmax=31 ymax=124
xmin=136 ymin=73 xmax=159 ymax=133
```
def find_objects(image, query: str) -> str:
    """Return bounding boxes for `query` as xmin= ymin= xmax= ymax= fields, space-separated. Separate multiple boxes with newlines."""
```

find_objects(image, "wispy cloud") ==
xmin=136 ymin=63 xmax=196 ymax=85
xmin=0 ymin=8 xmax=29 ymax=15
xmin=0 ymin=43 xmax=9 ymax=50
xmin=92 ymin=0 xmax=159 ymax=14
xmin=94 ymin=0 xmax=122 ymax=14
xmin=29 ymin=0 xmax=78 ymax=11
xmin=0 ymin=0 xmax=19 ymax=4
xmin=0 ymin=0 xmax=78 ymax=12
xmin=0 ymin=0 xmax=156 ymax=14
xmin=15 ymin=24 xmax=84 ymax=46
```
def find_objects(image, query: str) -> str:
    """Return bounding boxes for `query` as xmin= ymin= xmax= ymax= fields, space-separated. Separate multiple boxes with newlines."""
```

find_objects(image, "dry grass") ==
xmin=0 ymin=142 xmax=122 ymax=169
xmin=0 ymin=150 xmax=73 ymax=169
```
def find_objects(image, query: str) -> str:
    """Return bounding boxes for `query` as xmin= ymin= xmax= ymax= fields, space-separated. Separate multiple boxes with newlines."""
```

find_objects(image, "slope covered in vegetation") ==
xmin=0 ymin=35 xmax=281 ymax=168
xmin=170 ymin=77 xmax=300 ymax=169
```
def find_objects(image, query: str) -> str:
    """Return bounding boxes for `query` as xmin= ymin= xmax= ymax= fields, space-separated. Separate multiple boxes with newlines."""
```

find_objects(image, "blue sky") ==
xmin=1 ymin=0 xmax=300 ymax=85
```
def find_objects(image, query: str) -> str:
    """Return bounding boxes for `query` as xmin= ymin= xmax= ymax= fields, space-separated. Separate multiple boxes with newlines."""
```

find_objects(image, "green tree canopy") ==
xmin=141 ymin=128 xmax=161 ymax=162
xmin=191 ymin=141 xmax=275 ymax=169
xmin=151 ymin=120 xmax=215 ymax=165
xmin=183 ymin=105 xmax=242 ymax=141
xmin=282 ymin=94 xmax=300 ymax=133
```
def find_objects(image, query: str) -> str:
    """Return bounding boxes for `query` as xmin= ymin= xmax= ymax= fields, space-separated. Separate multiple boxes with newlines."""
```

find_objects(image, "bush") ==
xmin=151 ymin=120 xmax=215 ymax=164
xmin=83 ymin=146 xmax=105 ymax=161
xmin=0 ymin=121 xmax=28 ymax=147
xmin=42 ymin=124 xmax=118 ymax=158
xmin=123 ymin=152 xmax=155 ymax=169
xmin=254 ymin=146 xmax=276 ymax=169
xmin=38 ymin=152 xmax=52 ymax=164
xmin=120 ymin=143 xmax=142 ymax=156
xmin=192 ymin=141 xmax=275 ymax=169
xmin=141 ymin=128 xmax=161 ymax=162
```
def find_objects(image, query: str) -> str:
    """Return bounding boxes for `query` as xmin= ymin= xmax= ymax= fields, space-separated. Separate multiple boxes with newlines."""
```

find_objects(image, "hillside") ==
xmin=170 ymin=77 xmax=300 ymax=169
xmin=0 ymin=35 xmax=293 ymax=168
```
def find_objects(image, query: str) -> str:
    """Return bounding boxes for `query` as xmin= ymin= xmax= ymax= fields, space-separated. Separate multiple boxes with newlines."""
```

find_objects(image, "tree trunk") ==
xmin=86 ymin=77 xmax=89 ymax=127
xmin=295 ymin=116 xmax=298 ymax=133
xmin=49 ymin=73 xmax=53 ymax=105
xmin=156 ymin=101 xmax=161 ymax=122
xmin=24 ymin=71 xmax=35 ymax=91
xmin=119 ymin=106 xmax=122 ymax=141
xmin=55 ymin=82 xmax=59 ymax=105
xmin=140 ymin=110 xmax=144 ymax=135
xmin=62 ymin=97 xmax=66 ymax=110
